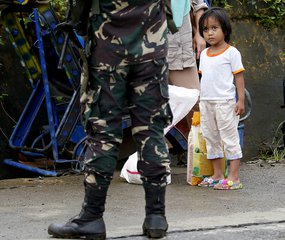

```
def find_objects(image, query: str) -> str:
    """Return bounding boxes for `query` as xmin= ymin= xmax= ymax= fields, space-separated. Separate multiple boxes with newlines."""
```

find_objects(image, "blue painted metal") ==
xmin=33 ymin=8 xmax=59 ymax=161
xmin=238 ymin=123 xmax=244 ymax=149
xmin=39 ymin=8 xmax=81 ymax=90
xmin=4 ymin=159 xmax=58 ymax=177
xmin=70 ymin=125 xmax=85 ymax=144
xmin=121 ymin=115 xmax=132 ymax=129
xmin=55 ymin=89 xmax=81 ymax=149
xmin=6 ymin=6 xmax=82 ymax=151
xmin=75 ymin=32 xmax=85 ymax=48
xmin=9 ymin=79 xmax=45 ymax=148
xmin=165 ymin=127 xmax=188 ymax=153
xmin=16 ymin=0 xmax=28 ymax=4
xmin=1 ymin=3 xmax=88 ymax=175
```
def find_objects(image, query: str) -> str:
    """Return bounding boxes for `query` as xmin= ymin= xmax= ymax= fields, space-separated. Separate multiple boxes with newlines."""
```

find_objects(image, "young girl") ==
xmin=197 ymin=7 xmax=245 ymax=190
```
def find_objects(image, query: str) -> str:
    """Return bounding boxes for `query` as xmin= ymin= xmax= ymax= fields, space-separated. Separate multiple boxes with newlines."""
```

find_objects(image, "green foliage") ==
xmin=0 ymin=93 xmax=8 ymax=101
xmin=249 ymin=0 xmax=285 ymax=29
xmin=50 ymin=0 xmax=68 ymax=21
xmin=211 ymin=0 xmax=232 ymax=10
xmin=0 ymin=1 xmax=67 ymax=46
xmin=259 ymin=121 xmax=285 ymax=162
xmin=0 ymin=26 xmax=3 ymax=46
xmin=211 ymin=0 xmax=285 ymax=29
xmin=260 ymin=146 xmax=285 ymax=162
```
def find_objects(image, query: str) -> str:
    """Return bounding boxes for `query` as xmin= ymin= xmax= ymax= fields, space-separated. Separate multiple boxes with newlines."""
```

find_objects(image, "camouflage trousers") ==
xmin=80 ymin=58 xmax=173 ymax=187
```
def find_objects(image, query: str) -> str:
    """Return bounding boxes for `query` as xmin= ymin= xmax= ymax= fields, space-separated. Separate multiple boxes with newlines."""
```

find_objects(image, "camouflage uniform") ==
xmin=48 ymin=1 xmax=172 ymax=238
xmin=81 ymin=0 xmax=173 ymax=187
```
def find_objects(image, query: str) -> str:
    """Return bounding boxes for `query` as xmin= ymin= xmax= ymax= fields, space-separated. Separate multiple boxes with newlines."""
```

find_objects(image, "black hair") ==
xmin=198 ymin=7 xmax=232 ymax=43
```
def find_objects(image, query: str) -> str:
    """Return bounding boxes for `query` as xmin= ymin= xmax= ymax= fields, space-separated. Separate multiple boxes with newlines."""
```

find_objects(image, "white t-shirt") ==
xmin=199 ymin=45 xmax=245 ymax=100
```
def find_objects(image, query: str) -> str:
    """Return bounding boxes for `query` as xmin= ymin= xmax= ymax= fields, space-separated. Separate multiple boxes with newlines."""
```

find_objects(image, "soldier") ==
xmin=48 ymin=0 xmax=173 ymax=239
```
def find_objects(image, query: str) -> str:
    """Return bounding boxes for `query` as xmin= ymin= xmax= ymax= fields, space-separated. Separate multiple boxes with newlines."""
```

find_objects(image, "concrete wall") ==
xmin=230 ymin=20 xmax=285 ymax=160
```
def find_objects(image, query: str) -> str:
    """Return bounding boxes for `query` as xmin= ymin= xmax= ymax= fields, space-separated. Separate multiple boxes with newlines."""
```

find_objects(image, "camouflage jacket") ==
xmin=88 ymin=0 xmax=168 ymax=67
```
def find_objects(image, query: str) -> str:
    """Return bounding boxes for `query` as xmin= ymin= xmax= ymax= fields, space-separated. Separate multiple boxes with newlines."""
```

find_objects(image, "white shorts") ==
xmin=199 ymin=99 xmax=242 ymax=160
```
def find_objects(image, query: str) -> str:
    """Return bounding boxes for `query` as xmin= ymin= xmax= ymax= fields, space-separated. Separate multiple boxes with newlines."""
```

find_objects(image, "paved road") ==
xmin=0 ymin=162 xmax=285 ymax=240
xmin=113 ymin=221 xmax=285 ymax=239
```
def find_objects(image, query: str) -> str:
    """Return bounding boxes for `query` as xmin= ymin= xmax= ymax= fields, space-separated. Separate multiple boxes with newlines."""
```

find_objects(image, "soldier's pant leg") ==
xmin=125 ymin=59 xmax=172 ymax=238
xmin=82 ymin=65 xmax=129 ymax=186
xmin=127 ymin=59 xmax=173 ymax=185
xmin=81 ymin=59 xmax=172 ymax=186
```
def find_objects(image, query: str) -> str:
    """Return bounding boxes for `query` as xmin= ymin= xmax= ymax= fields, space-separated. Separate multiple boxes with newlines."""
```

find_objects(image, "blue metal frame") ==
xmin=9 ymin=79 xmax=45 ymax=149
xmin=8 ymin=7 xmax=84 ymax=161
xmin=2 ymin=4 xmax=85 ymax=175
xmin=4 ymin=159 xmax=57 ymax=176
xmin=33 ymin=8 xmax=59 ymax=161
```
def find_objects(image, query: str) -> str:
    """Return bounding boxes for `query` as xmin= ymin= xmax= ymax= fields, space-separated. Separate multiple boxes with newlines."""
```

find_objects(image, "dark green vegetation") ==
xmin=212 ymin=0 xmax=285 ymax=29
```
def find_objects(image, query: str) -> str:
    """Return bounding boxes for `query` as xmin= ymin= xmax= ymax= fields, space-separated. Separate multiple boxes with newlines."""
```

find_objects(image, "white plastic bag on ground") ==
xmin=120 ymin=152 xmax=143 ymax=185
xmin=120 ymin=152 xmax=171 ymax=185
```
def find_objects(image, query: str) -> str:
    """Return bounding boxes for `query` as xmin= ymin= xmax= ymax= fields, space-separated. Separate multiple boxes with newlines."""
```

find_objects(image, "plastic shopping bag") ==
xmin=164 ymin=85 xmax=199 ymax=134
xmin=120 ymin=152 xmax=143 ymax=185
xmin=187 ymin=112 xmax=226 ymax=185
xmin=120 ymin=152 xmax=171 ymax=185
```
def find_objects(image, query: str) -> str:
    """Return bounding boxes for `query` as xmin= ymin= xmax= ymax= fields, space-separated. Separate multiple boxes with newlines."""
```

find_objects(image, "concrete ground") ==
xmin=0 ymin=161 xmax=285 ymax=240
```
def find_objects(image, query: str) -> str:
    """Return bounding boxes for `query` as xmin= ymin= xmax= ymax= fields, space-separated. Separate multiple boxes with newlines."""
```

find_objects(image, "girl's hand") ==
xmin=193 ymin=32 xmax=206 ymax=59
xmin=235 ymin=100 xmax=245 ymax=116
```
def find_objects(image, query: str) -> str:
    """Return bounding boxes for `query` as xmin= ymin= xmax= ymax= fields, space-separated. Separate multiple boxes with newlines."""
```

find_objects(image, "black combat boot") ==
xmin=48 ymin=179 xmax=108 ymax=240
xmin=142 ymin=182 xmax=168 ymax=238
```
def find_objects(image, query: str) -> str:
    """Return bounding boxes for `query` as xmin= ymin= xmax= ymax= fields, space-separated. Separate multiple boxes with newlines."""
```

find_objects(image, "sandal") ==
xmin=198 ymin=177 xmax=219 ymax=187
xmin=213 ymin=179 xmax=243 ymax=190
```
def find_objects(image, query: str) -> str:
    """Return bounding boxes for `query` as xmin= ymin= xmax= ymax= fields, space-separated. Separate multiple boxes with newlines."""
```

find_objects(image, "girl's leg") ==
xmin=228 ymin=159 xmax=241 ymax=182
xmin=216 ymin=99 xmax=243 ymax=183
xmin=200 ymin=101 xmax=225 ymax=181
xmin=211 ymin=158 xmax=225 ymax=180
xmin=213 ymin=159 xmax=242 ymax=190
xmin=198 ymin=157 xmax=224 ymax=187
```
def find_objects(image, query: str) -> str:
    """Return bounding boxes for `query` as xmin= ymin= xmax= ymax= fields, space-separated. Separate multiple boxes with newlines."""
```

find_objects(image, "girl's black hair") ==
xmin=198 ymin=7 xmax=232 ymax=43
